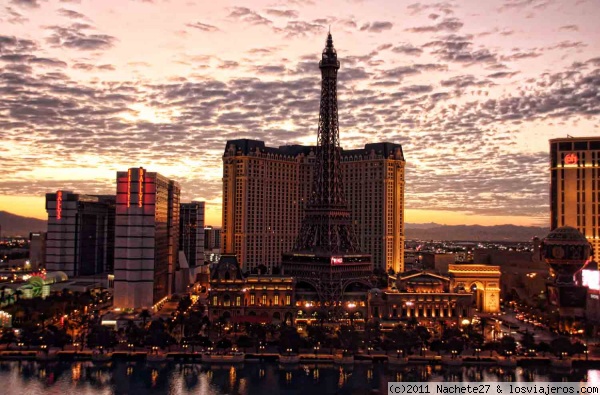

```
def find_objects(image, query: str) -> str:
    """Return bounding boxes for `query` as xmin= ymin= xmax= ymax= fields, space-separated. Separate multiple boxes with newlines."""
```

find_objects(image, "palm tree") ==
xmin=139 ymin=309 xmax=151 ymax=328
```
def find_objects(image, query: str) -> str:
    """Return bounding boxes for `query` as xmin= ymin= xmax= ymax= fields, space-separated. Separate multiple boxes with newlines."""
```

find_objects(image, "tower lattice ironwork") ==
xmin=282 ymin=34 xmax=373 ymax=317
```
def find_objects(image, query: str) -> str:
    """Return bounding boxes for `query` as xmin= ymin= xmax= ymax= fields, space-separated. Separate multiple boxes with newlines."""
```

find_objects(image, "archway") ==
xmin=273 ymin=312 xmax=281 ymax=322
xmin=469 ymin=281 xmax=485 ymax=312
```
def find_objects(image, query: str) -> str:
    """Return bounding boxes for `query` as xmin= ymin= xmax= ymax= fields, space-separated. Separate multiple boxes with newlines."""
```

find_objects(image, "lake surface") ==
xmin=0 ymin=361 xmax=597 ymax=395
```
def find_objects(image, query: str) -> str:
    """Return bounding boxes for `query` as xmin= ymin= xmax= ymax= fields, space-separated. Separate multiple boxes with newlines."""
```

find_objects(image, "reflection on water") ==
xmin=0 ymin=361 xmax=595 ymax=395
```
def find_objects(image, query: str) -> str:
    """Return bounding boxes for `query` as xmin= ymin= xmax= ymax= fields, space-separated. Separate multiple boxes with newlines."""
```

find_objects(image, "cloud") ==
xmin=559 ymin=25 xmax=579 ymax=32
xmin=57 ymin=8 xmax=88 ymax=20
xmin=425 ymin=34 xmax=498 ymax=65
xmin=407 ymin=2 xmax=455 ymax=16
xmin=72 ymin=63 xmax=115 ymax=71
xmin=228 ymin=7 xmax=272 ymax=26
xmin=278 ymin=21 xmax=325 ymax=37
xmin=487 ymin=71 xmax=519 ymax=78
xmin=3 ymin=6 xmax=28 ymax=24
xmin=391 ymin=43 xmax=423 ymax=56
xmin=265 ymin=9 xmax=299 ymax=18
xmin=406 ymin=17 xmax=463 ymax=33
xmin=45 ymin=24 xmax=117 ymax=51
xmin=359 ymin=21 xmax=393 ymax=32
xmin=10 ymin=0 xmax=45 ymax=8
xmin=186 ymin=21 xmax=219 ymax=32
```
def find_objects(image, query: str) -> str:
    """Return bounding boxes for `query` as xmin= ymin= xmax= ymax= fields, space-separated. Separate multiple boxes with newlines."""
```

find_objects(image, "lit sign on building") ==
xmin=56 ymin=190 xmax=63 ymax=220
xmin=331 ymin=257 xmax=343 ymax=265
xmin=564 ymin=153 xmax=578 ymax=165
xmin=582 ymin=269 xmax=600 ymax=291
xmin=138 ymin=168 xmax=144 ymax=207
xmin=127 ymin=169 xmax=132 ymax=208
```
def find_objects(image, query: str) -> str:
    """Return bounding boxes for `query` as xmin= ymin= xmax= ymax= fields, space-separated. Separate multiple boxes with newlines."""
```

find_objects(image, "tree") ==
xmin=216 ymin=337 xmax=232 ymax=351
xmin=139 ymin=309 xmax=152 ymax=328
xmin=336 ymin=325 xmax=361 ymax=354
xmin=550 ymin=337 xmax=573 ymax=358
xmin=0 ymin=330 xmax=17 ymax=349
xmin=536 ymin=341 xmax=551 ymax=356
xmin=236 ymin=335 xmax=254 ymax=353
xmin=499 ymin=336 xmax=517 ymax=356
xmin=278 ymin=326 xmax=302 ymax=353
xmin=386 ymin=326 xmax=418 ymax=355
xmin=521 ymin=330 xmax=536 ymax=351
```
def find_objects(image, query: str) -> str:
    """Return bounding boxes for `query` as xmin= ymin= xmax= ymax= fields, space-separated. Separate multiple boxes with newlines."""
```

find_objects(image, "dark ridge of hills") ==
xmin=405 ymin=224 xmax=549 ymax=242
xmin=0 ymin=211 xmax=47 ymax=237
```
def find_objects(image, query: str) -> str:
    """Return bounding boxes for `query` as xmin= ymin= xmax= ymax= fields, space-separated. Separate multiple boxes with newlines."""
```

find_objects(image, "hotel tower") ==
xmin=550 ymin=136 xmax=600 ymax=261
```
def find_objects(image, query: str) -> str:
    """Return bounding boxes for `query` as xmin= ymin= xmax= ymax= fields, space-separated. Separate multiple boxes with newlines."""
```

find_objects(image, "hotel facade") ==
xmin=550 ymin=137 xmax=600 ymax=261
xmin=113 ymin=167 xmax=180 ymax=309
xmin=222 ymin=139 xmax=405 ymax=274
xmin=45 ymin=191 xmax=116 ymax=277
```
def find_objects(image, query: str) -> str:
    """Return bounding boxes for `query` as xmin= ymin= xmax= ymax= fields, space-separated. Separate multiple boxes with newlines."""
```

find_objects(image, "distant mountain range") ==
xmin=0 ymin=211 xmax=549 ymax=242
xmin=0 ymin=211 xmax=47 ymax=237
xmin=405 ymin=224 xmax=550 ymax=242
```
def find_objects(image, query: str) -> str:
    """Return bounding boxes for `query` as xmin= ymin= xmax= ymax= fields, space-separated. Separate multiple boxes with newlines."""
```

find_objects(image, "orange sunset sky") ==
xmin=0 ymin=0 xmax=599 ymax=227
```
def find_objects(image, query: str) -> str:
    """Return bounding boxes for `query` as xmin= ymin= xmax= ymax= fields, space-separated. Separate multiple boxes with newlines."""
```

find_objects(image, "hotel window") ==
xmin=274 ymin=295 xmax=279 ymax=305
xmin=250 ymin=294 xmax=255 ymax=305
xmin=262 ymin=294 xmax=267 ymax=305
xmin=286 ymin=295 xmax=291 ymax=306
xmin=236 ymin=296 xmax=241 ymax=306
xmin=212 ymin=296 xmax=217 ymax=306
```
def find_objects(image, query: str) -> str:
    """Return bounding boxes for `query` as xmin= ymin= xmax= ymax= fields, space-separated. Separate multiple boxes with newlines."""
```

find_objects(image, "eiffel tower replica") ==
xmin=282 ymin=33 xmax=373 ymax=316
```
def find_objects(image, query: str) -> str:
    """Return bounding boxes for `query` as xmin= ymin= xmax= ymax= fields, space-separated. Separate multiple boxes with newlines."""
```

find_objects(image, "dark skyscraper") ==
xmin=282 ymin=34 xmax=373 ymax=309
xmin=45 ymin=191 xmax=115 ymax=276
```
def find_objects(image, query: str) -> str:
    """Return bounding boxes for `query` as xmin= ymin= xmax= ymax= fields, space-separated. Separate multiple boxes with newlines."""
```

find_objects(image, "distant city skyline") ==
xmin=1 ymin=0 xmax=599 ymax=227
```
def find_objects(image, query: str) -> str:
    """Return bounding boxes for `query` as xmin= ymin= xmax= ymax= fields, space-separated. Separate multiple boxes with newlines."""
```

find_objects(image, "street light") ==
xmin=128 ymin=343 xmax=134 ymax=354
xmin=475 ymin=348 xmax=481 ymax=359
xmin=287 ymin=348 xmax=292 ymax=356
xmin=314 ymin=345 xmax=320 ymax=357
xmin=421 ymin=346 xmax=427 ymax=357
xmin=367 ymin=346 xmax=373 ymax=356
xmin=397 ymin=349 xmax=401 ymax=359
xmin=584 ymin=344 xmax=589 ymax=361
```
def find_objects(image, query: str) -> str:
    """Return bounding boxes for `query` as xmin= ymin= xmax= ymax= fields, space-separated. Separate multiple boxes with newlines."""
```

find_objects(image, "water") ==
xmin=0 ymin=361 xmax=597 ymax=395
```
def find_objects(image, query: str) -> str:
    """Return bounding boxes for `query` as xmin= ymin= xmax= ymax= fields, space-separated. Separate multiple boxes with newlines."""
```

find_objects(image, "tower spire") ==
xmin=293 ymin=33 xmax=359 ymax=253
xmin=282 ymin=35 xmax=373 ymax=316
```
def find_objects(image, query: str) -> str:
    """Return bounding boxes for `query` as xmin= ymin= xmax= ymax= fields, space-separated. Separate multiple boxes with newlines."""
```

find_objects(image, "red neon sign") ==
xmin=56 ymin=191 xmax=63 ymax=220
xmin=564 ymin=153 xmax=578 ymax=165
xmin=127 ymin=169 xmax=132 ymax=208
xmin=331 ymin=257 xmax=343 ymax=265
xmin=138 ymin=168 xmax=144 ymax=207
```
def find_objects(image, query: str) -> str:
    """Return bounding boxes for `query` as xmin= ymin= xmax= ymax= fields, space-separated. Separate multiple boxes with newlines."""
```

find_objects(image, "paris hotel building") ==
xmin=222 ymin=139 xmax=405 ymax=274
xmin=550 ymin=136 xmax=600 ymax=261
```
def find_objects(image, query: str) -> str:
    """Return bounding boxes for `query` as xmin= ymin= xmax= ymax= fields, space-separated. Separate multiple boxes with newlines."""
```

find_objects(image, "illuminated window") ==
xmin=274 ymin=295 xmax=279 ymax=305
xmin=236 ymin=296 xmax=241 ymax=306
xmin=262 ymin=294 xmax=267 ymax=305
xmin=250 ymin=294 xmax=255 ymax=305
xmin=286 ymin=295 xmax=291 ymax=306
xmin=212 ymin=296 xmax=217 ymax=306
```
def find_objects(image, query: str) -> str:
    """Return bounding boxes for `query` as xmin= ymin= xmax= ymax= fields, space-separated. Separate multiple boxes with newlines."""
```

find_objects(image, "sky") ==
xmin=0 ymin=0 xmax=598 ymax=227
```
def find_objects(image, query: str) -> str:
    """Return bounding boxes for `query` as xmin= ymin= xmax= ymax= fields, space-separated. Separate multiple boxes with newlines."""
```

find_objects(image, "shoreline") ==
xmin=1 ymin=350 xmax=598 ymax=369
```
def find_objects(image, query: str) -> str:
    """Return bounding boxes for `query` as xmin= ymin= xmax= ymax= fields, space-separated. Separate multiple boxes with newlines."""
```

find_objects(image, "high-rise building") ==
xmin=180 ymin=201 xmax=205 ymax=282
xmin=28 ymin=232 xmax=46 ymax=271
xmin=550 ymin=137 xmax=600 ymax=261
xmin=204 ymin=226 xmax=221 ymax=250
xmin=45 ymin=191 xmax=116 ymax=276
xmin=113 ymin=167 xmax=180 ymax=309
xmin=222 ymin=143 xmax=404 ymax=275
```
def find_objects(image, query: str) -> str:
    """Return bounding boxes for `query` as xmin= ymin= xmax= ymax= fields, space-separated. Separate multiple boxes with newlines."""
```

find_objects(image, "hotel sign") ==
xmin=564 ymin=153 xmax=578 ymax=165
xmin=56 ymin=190 xmax=63 ymax=220
xmin=331 ymin=257 xmax=343 ymax=265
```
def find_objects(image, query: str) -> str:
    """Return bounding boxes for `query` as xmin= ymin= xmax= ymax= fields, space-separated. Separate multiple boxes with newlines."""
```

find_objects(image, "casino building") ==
xmin=45 ymin=191 xmax=116 ymax=277
xmin=113 ymin=167 xmax=181 ymax=310
xmin=208 ymin=254 xmax=296 ymax=325
xmin=550 ymin=136 xmax=600 ymax=261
